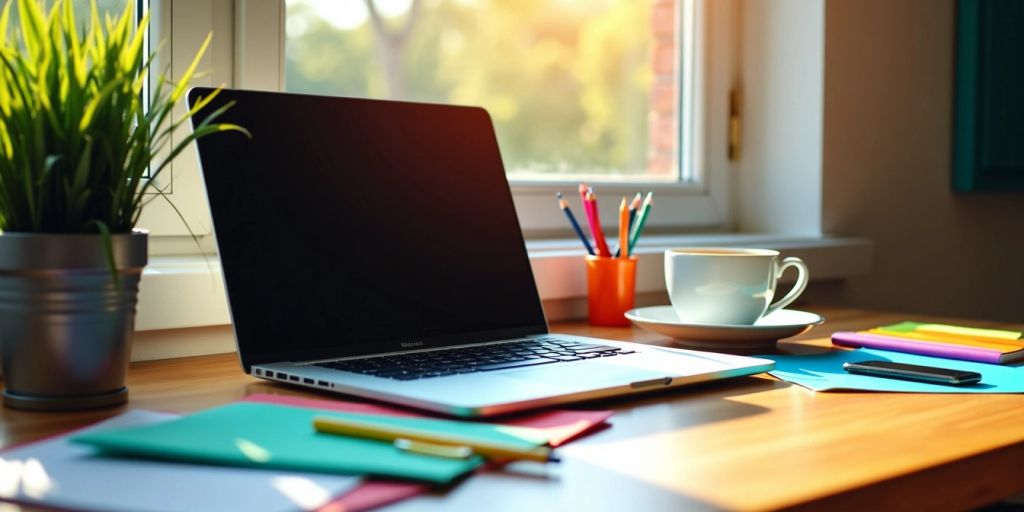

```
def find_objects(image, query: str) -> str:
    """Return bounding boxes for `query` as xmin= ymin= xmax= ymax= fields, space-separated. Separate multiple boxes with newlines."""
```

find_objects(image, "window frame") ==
xmin=145 ymin=0 xmax=737 ymax=249
xmin=139 ymin=0 xmax=237 ymax=254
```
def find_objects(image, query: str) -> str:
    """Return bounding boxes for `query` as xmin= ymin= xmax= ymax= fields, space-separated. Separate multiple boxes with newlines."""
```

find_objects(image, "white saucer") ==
xmin=624 ymin=306 xmax=825 ymax=351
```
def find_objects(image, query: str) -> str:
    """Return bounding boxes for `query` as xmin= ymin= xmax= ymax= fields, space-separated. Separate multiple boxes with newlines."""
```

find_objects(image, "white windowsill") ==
xmin=137 ymin=233 xmax=872 ymax=332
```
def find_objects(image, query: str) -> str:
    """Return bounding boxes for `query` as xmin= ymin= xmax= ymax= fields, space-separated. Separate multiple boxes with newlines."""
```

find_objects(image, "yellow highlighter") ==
xmin=312 ymin=416 xmax=560 ymax=463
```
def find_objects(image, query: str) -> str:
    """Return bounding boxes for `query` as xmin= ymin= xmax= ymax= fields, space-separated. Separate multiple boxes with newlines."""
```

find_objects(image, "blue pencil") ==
xmin=557 ymin=193 xmax=595 ymax=255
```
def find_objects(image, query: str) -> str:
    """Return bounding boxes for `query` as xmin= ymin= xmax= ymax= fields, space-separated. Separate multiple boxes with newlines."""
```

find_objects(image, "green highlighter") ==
xmin=71 ymin=402 xmax=545 ymax=484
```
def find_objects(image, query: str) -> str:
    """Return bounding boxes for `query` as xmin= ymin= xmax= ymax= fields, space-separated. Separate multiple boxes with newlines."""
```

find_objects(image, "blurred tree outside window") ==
xmin=285 ymin=0 xmax=682 ymax=183
xmin=6 ymin=0 xmax=132 ymax=25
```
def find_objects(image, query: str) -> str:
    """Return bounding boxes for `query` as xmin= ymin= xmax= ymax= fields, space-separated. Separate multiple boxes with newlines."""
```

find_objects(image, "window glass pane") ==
xmin=7 ymin=0 xmax=133 ymax=25
xmin=285 ymin=0 xmax=681 ymax=182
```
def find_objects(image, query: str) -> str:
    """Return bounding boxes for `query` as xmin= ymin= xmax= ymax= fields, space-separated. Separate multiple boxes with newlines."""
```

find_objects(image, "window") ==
xmin=278 ymin=0 xmax=735 ymax=235
xmin=144 ymin=0 xmax=735 ymax=246
xmin=286 ymin=0 xmax=680 ymax=183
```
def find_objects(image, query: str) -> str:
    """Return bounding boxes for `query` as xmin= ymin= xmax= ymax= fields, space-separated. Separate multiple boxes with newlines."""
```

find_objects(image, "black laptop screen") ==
xmin=188 ymin=88 xmax=548 ymax=370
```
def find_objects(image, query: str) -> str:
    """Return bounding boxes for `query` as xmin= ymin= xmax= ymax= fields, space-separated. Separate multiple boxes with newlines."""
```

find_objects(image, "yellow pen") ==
xmin=394 ymin=438 xmax=474 ymax=459
xmin=313 ymin=416 xmax=560 ymax=463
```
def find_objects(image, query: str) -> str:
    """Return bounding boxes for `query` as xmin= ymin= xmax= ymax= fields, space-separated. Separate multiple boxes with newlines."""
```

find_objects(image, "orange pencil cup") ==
xmin=586 ymin=256 xmax=638 ymax=326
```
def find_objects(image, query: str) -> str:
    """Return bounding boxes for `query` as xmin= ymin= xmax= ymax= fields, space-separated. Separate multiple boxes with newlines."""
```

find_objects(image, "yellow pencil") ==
xmin=312 ymin=416 xmax=559 ymax=463
xmin=618 ymin=197 xmax=629 ymax=259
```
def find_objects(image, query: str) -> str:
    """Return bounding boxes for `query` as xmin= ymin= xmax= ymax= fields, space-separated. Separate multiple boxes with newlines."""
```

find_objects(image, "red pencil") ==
xmin=575 ymin=182 xmax=592 ymax=238
xmin=584 ymin=188 xmax=612 ymax=257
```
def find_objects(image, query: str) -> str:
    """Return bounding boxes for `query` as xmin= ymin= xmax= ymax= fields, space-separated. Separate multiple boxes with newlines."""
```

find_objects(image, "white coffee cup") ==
xmin=664 ymin=248 xmax=809 ymax=325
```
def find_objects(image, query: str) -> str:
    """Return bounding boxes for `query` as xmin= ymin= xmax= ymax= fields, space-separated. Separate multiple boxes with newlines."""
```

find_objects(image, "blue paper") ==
xmin=761 ymin=348 xmax=1024 ymax=393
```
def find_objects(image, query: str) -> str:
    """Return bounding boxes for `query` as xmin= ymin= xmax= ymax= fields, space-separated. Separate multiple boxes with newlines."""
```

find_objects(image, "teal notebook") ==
xmin=71 ymin=402 xmax=543 ymax=484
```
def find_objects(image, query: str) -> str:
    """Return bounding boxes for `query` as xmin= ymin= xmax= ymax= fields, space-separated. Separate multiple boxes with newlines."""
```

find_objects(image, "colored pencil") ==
xmin=557 ymin=192 xmax=595 ymax=255
xmin=575 ymin=182 xmax=592 ymax=240
xmin=628 ymin=192 xmax=642 ymax=230
xmin=627 ymin=192 xmax=653 ymax=255
xmin=618 ymin=197 xmax=629 ymax=259
xmin=584 ymin=189 xmax=612 ymax=257
xmin=614 ymin=192 xmax=643 ymax=257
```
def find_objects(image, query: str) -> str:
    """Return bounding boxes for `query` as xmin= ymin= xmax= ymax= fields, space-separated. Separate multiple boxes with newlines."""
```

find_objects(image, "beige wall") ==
xmin=814 ymin=0 xmax=1024 ymax=321
xmin=737 ymin=0 xmax=824 ymax=236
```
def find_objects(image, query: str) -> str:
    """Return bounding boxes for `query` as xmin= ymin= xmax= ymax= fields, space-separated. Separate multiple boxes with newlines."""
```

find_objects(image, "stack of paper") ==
xmin=2 ymin=396 xmax=614 ymax=511
xmin=0 ymin=410 xmax=362 ymax=512
xmin=240 ymin=393 xmax=613 ymax=511
xmin=71 ymin=402 xmax=531 ymax=484
xmin=831 ymin=321 xmax=1024 ymax=364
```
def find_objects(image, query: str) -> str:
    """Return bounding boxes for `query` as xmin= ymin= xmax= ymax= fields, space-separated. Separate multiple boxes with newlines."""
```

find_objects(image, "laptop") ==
xmin=187 ymin=88 xmax=774 ymax=417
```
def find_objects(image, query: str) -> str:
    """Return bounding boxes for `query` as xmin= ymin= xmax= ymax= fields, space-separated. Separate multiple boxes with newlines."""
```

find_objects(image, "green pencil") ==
xmin=627 ymin=192 xmax=653 ymax=255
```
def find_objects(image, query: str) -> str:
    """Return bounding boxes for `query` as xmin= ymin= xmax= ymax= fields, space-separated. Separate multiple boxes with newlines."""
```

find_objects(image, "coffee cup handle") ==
xmin=764 ymin=257 xmax=809 ymax=317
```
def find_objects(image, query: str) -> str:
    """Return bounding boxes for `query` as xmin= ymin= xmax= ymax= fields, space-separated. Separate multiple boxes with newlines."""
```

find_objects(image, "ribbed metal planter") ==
xmin=0 ymin=230 xmax=147 ymax=411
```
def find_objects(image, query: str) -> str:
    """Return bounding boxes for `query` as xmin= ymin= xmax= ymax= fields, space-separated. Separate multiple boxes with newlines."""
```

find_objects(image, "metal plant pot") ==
xmin=0 ymin=230 xmax=147 ymax=411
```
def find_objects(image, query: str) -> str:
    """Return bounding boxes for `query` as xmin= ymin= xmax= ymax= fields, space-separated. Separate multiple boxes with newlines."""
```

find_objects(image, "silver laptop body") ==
xmin=189 ymin=88 xmax=774 ymax=418
xmin=253 ymin=338 xmax=771 ymax=417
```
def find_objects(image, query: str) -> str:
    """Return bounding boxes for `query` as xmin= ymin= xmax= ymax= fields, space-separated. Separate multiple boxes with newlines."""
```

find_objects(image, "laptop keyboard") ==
xmin=313 ymin=338 xmax=635 ymax=381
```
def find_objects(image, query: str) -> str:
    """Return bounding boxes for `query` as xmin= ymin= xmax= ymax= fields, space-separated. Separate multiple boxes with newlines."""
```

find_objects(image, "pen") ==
xmin=618 ymin=197 xmax=629 ymax=259
xmin=313 ymin=416 xmax=560 ymax=463
xmin=627 ymin=192 xmax=653 ymax=255
xmin=557 ymin=192 xmax=595 ymax=255
xmin=394 ymin=438 xmax=474 ymax=459
xmin=583 ymin=188 xmax=612 ymax=257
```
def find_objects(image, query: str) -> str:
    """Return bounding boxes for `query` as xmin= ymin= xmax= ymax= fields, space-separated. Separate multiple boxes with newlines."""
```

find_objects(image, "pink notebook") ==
xmin=241 ymin=393 xmax=614 ymax=512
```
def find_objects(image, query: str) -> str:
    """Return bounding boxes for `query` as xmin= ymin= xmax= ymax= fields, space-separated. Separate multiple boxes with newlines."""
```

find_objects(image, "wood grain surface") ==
xmin=2 ymin=305 xmax=1022 ymax=511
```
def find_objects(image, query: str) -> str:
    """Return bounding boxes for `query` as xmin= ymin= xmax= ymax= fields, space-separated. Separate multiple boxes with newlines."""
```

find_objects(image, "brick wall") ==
xmin=648 ymin=0 xmax=678 ymax=177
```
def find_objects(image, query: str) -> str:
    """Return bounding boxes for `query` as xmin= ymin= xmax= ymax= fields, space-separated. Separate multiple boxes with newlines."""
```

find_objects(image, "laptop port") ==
xmin=317 ymin=380 xmax=329 ymax=386
xmin=276 ymin=372 xmax=287 ymax=379
xmin=254 ymin=369 xmax=262 ymax=376
xmin=303 ymin=378 xmax=314 ymax=384
xmin=289 ymin=375 xmax=299 ymax=382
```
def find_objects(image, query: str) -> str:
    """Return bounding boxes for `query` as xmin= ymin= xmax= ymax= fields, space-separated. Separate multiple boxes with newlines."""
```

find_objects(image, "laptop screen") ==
xmin=188 ymin=88 xmax=548 ymax=370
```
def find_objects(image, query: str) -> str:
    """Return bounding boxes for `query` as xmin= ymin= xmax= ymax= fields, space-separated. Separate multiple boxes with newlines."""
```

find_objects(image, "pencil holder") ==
xmin=586 ymin=256 xmax=638 ymax=327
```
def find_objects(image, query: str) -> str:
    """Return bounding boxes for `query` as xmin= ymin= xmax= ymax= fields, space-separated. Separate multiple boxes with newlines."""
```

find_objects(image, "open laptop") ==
xmin=187 ymin=88 xmax=773 ymax=417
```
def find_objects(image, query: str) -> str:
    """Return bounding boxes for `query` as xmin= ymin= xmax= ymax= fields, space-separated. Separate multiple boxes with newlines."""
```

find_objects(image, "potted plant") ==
xmin=0 ymin=0 xmax=245 ymax=410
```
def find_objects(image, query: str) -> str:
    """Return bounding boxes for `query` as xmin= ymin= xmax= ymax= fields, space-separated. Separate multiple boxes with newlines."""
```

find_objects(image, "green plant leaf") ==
xmin=0 ymin=0 xmax=243 ymax=236
xmin=87 ymin=219 xmax=120 ymax=292
xmin=0 ymin=1 xmax=13 ymax=50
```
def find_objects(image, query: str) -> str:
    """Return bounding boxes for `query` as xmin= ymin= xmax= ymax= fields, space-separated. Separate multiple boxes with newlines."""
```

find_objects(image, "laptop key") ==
xmin=548 ymin=355 xmax=583 ymax=362
xmin=475 ymin=358 xmax=559 ymax=372
xmin=568 ymin=343 xmax=613 ymax=351
xmin=574 ymin=346 xmax=622 ymax=354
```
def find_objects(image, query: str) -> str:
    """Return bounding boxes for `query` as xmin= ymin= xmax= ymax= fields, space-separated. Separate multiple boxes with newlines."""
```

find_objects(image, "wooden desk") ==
xmin=3 ymin=306 xmax=1023 ymax=511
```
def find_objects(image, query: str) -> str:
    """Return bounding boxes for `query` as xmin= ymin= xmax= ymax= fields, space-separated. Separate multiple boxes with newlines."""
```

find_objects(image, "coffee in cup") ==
xmin=664 ymin=248 xmax=809 ymax=325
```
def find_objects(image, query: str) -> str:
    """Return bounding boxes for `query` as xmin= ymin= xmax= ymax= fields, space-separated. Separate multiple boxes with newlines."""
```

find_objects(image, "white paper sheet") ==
xmin=0 ymin=409 xmax=362 ymax=512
